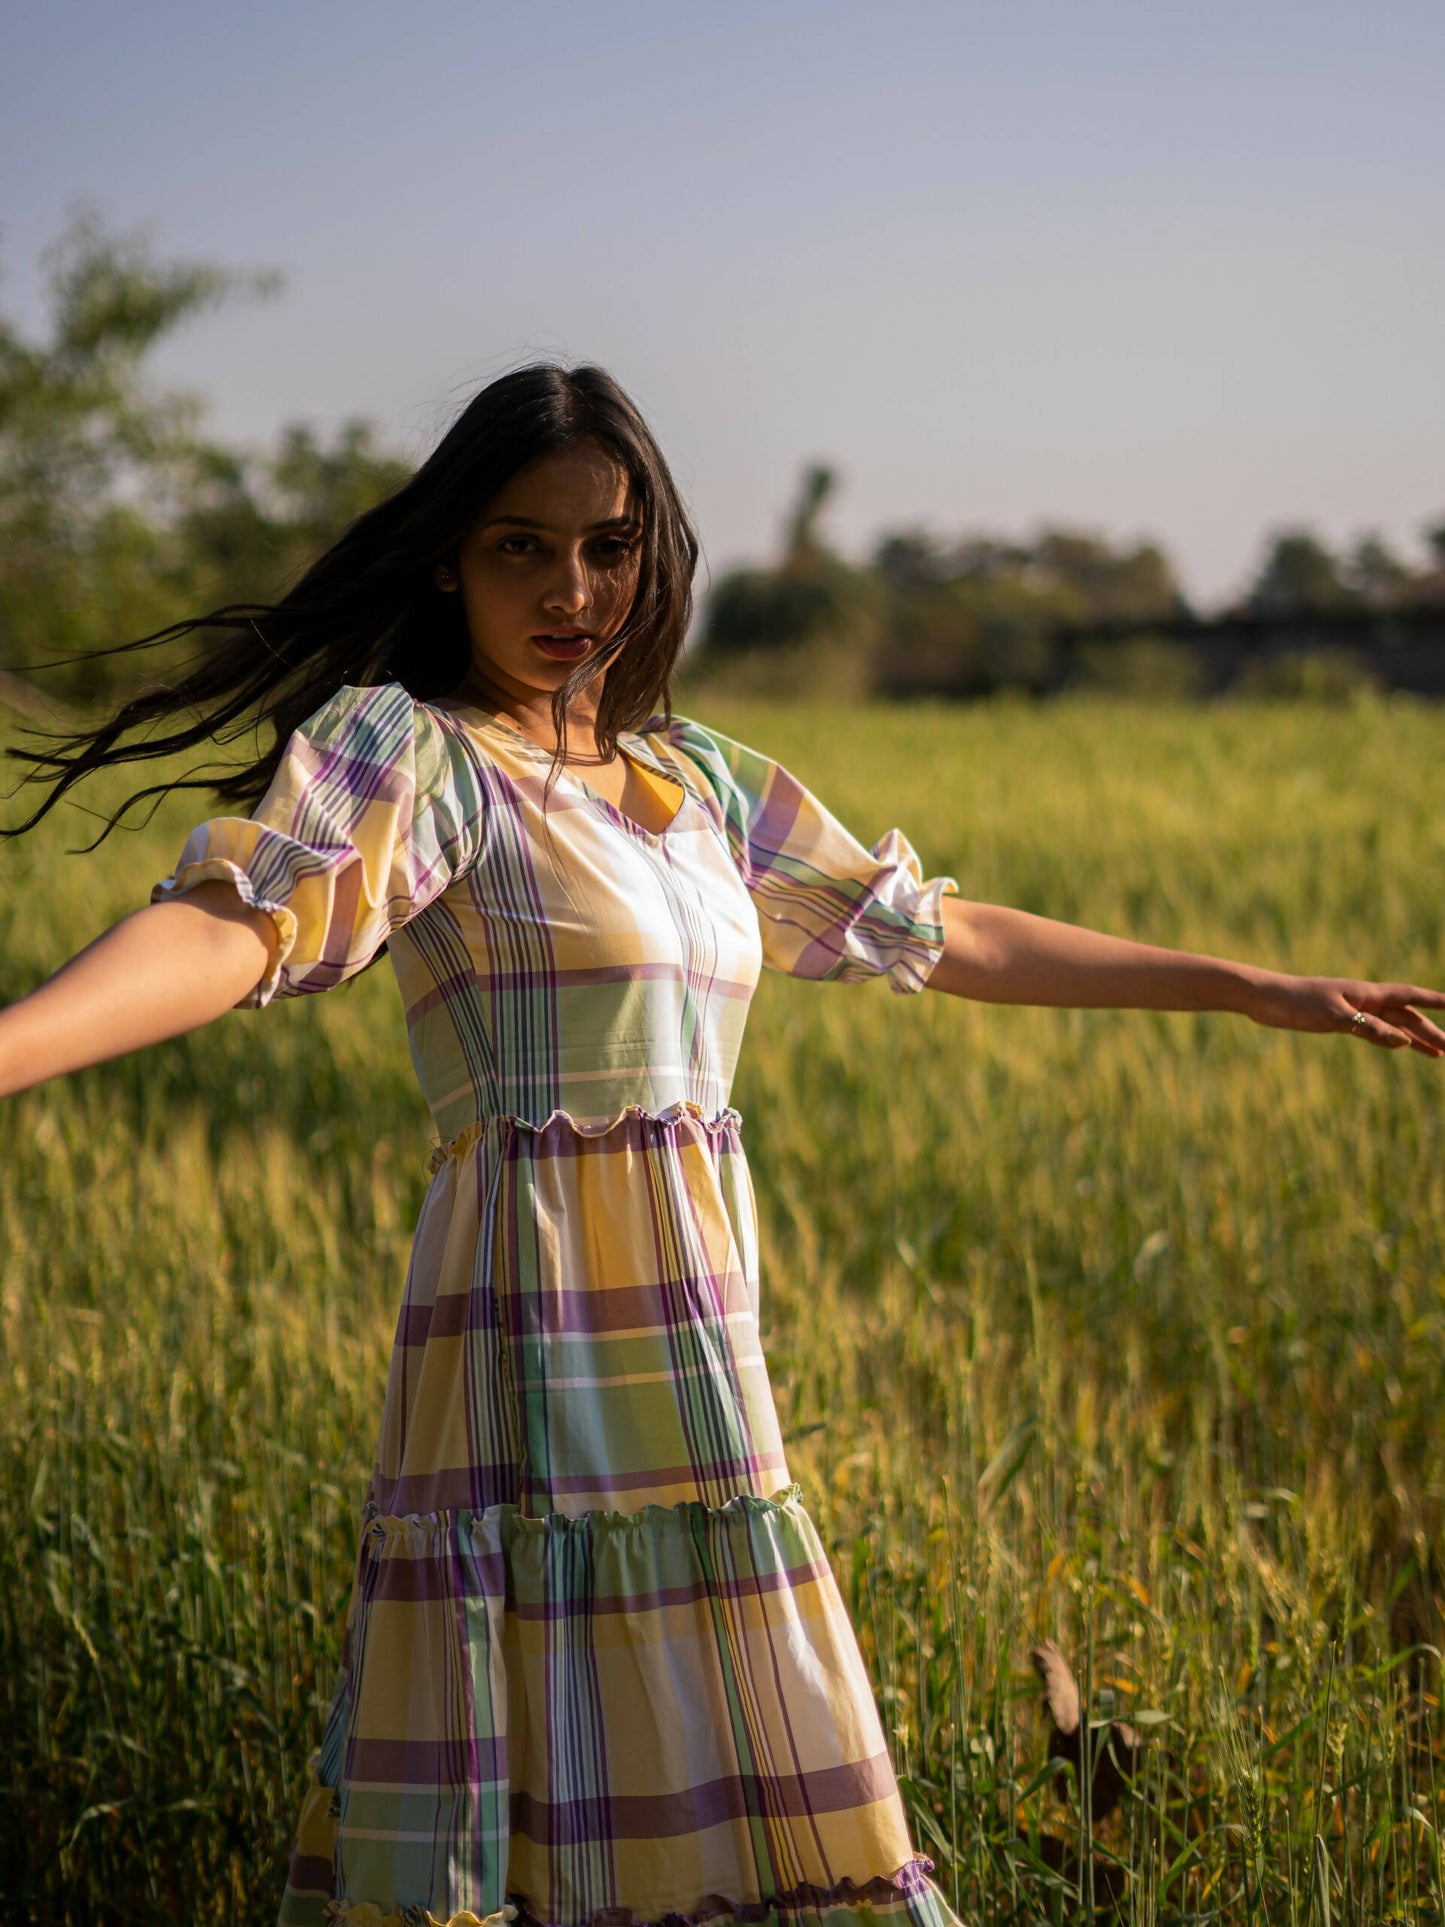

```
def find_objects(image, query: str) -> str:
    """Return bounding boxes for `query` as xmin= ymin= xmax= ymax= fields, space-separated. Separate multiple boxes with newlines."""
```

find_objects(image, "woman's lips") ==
xmin=532 ymin=633 xmax=593 ymax=661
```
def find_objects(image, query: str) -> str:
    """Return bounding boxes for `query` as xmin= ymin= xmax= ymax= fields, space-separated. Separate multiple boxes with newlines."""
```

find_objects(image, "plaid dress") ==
xmin=153 ymin=681 xmax=963 ymax=1927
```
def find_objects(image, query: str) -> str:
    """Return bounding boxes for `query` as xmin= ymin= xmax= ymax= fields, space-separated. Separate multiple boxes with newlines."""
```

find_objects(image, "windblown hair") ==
xmin=3 ymin=362 xmax=700 ymax=846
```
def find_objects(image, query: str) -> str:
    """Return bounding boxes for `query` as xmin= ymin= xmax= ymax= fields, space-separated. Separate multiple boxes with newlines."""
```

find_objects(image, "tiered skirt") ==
xmin=276 ymin=1106 xmax=962 ymax=1927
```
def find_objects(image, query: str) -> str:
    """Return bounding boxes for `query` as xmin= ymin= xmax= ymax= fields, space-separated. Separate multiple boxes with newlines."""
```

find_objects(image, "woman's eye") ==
xmin=593 ymin=537 xmax=637 ymax=561
xmin=498 ymin=535 xmax=538 ymax=556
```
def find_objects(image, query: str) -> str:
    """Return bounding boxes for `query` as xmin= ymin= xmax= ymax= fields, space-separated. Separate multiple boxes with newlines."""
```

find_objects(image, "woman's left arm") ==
xmin=925 ymin=897 xmax=1445 ymax=1056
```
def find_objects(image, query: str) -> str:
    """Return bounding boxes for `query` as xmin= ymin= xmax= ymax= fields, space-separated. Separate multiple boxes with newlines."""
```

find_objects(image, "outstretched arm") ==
xmin=0 ymin=881 xmax=275 ymax=1097
xmin=925 ymin=896 xmax=1445 ymax=1056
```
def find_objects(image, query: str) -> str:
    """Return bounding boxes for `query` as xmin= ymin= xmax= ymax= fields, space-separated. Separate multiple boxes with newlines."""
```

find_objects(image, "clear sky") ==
xmin=4 ymin=0 xmax=1442 ymax=606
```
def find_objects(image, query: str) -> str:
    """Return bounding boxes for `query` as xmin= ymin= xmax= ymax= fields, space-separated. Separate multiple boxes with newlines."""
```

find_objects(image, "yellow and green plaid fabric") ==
xmin=153 ymin=683 xmax=961 ymax=1927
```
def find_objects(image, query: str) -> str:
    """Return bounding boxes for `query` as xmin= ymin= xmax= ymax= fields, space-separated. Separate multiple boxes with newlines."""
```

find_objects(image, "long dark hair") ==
xmin=3 ymin=362 xmax=700 ymax=845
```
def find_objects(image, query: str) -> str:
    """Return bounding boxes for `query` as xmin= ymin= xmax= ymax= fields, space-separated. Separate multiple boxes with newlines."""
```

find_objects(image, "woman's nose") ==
xmin=544 ymin=549 xmax=591 ymax=616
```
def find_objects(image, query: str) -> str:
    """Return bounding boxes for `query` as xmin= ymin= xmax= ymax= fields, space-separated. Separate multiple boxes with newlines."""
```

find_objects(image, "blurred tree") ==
xmin=1343 ymin=533 xmax=1413 ymax=609
xmin=871 ymin=531 xmax=991 ymax=695
xmin=0 ymin=209 xmax=278 ymax=699
xmin=698 ymin=568 xmax=845 ymax=657
xmin=176 ymin=420 xmax=411 ymax=612
xmin=781 ymin=463 xmax=837 ymax=576
xmin=0 ymin=213 xmax=411 ymax=710
xmin=1414 ymin=520 xmax=1445 ymax=607
xmin=1244 ymin=529 xmax=1351 ymax=619
xmin=697 ymin=465 xmax=877 ymax=673
xmin=871 ymin=524 xmax=1188 ymax=696
xmin=1029 ymin=529 xmax=1189 ymax=626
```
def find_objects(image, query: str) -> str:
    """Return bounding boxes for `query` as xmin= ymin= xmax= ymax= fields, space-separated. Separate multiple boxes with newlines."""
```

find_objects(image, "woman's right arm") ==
xmin=0 ymin=880 xmax=276 ymax=1098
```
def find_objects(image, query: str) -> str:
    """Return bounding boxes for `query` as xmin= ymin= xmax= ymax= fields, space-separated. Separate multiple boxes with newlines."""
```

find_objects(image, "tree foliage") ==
xmin=701 ymin=465 xmax=878 ymax=668
xmin=697 ymin=477 xmax=1192 ymax=697
xmin=0 ymin=213 xmax=409 ymax=706
xmin=1243 ymin=524 xmax=1444 ymax=619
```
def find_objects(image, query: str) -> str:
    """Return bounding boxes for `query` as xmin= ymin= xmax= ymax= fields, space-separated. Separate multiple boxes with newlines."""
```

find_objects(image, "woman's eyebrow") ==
xmin=479 ymin=513 xmax=641 ymax=532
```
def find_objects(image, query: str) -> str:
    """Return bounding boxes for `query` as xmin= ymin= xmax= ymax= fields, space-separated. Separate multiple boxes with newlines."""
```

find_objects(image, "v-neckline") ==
xmin=440 ymin=700 xmax=689 ymax=845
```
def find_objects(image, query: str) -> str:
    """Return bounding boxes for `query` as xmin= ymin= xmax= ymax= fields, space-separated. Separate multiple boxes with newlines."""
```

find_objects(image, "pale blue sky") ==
xmin=4 ymin=0 xmax=1442 ymax=604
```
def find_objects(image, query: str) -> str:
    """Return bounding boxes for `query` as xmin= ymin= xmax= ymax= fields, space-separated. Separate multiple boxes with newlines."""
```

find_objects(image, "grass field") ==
xmin=3 ymin=694 xmax=1443 ymax=1924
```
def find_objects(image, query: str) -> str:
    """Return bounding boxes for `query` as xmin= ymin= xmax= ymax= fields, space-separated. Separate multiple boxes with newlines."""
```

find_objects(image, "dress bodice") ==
xmin=152 ymin=681 xmax=959 ymax=1143
xmin=386 ymin=707 xmax=766 ymax=1139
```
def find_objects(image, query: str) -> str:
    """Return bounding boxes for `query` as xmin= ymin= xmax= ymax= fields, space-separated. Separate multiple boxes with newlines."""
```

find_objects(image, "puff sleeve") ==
xmin=661 ymin=716 xmax=958 ymax=993
xmin=150 ymin=681 xmax=488 ymax=1009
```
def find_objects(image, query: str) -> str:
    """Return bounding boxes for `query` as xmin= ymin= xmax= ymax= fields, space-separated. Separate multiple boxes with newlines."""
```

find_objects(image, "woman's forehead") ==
xmin=480 ymin=444 xmax=637 ymax=529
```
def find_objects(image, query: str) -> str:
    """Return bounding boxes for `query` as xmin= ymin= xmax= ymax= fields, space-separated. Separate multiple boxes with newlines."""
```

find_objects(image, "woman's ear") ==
xmin=434 ymin=562 xmax=459 ymax=592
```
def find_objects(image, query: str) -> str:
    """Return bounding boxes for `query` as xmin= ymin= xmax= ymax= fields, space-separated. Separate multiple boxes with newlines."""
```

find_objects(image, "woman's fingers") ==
xmin=1376 ymin=1005 xmax=1445 ymax=1055
xmin=1338 ymin=986 xmax=1445 ymax=1055
xmin=1344 ymin=1009 xmax=1411 ymax=1049
xmin=1396 ymin=1002 xmax=1445 ymax=1043
xmin=1391 ymin=984 xmax=1445 ymax=1009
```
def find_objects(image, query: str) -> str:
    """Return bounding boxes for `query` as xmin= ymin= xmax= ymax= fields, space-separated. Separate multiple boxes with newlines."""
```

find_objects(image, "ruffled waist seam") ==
xmin=427 ymin=1099 xmax=744 ymax=1172
xmin=363 ymin=1480 xmax=805 ymax=1539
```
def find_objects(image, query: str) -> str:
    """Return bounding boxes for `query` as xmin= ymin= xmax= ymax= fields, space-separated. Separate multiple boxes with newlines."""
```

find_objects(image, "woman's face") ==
xmin=442 ymin=441 xmax=642 ymax=713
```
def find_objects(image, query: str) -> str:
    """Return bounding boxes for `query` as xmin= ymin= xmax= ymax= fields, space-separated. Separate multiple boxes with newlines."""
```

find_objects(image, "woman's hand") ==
xmin=1242 ymin=974 xmax=1445 ymax=1055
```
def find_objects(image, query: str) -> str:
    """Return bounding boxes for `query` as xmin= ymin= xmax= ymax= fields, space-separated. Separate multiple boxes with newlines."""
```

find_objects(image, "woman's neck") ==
xmin=449 ymin=673 xmax=611 ymax=765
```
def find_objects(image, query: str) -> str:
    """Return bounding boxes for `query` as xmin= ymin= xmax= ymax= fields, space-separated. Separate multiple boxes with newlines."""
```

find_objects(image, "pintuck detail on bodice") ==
xmin=151 ymin=682 xmax=963 ymax=1927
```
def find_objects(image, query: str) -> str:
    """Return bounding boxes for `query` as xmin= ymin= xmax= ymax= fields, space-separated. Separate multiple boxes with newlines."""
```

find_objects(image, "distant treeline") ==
xmin=694 ymin=466 xmax=1445 ymax=701
xmin=3 ymin=215 xmax=1441 ymax=712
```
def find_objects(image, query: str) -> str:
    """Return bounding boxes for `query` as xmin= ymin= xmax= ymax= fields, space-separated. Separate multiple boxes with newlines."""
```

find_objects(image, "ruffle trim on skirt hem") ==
xmin=318 ymin=1855 xmax=941 ymax=1927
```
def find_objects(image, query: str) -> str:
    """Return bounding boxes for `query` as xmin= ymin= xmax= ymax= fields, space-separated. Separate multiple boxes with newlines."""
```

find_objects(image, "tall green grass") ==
xmin=3 ymin=696 xmax=1442 ymax=1923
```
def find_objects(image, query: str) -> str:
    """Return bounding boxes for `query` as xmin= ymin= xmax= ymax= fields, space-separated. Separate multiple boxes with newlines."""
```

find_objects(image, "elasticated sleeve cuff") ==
xmin=150 ymin=852 xmax=298 ymax=1009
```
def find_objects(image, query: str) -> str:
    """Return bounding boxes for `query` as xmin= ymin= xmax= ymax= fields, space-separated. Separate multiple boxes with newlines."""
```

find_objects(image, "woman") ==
xmin=2 ymin=364 xmax=1440 ymax=1927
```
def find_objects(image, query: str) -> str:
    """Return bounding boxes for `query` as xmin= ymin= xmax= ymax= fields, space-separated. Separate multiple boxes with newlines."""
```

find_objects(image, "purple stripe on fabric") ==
xmin=408 ymin=965 xmax=491 ymax=1020
xmin=740 ymin=781 xmax=805 ymax=876
xmin=285 ymin=1853 xmax=334 ymax=1892
xmin=511 ymin=1752 xmax=898 ymax=1846
xmin=396 ymin=1300 xmax=437 ymax=1344
xmin=515 ymin=1555 xmax=832 ymax=1622
xmin=536 ymin=962 xmax=692 ymax=989
xmin=542 ymin=1282 xmax=670 ymax=1335
xmin=535 ymin=1458 xmax=788 ymax=1499
xmin=597 ymin=1279 xmax=749 ymax=1331
xmin=348 ymin=1733 xmax=508 ymax=1784
xmin=367 ymin=1544 xmax=510 ymax=1602
xmin=395 ymin=1289 xmax=499 ymax=1342
xmin=370 ymin=1463 xmax=522 ymax=1514
xmin=519 ymin=1277 xmax=752 ymax=1340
